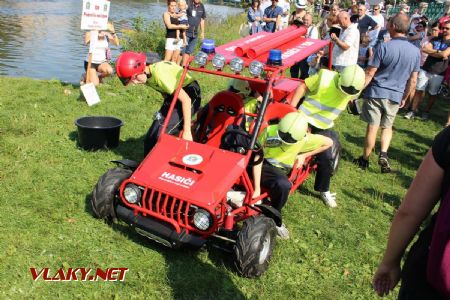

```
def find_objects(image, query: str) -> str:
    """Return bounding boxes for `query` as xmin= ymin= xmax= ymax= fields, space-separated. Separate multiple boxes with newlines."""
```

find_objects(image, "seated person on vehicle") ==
xmin=228 ymin=78 xmax=263 ymax=130
xmin=252 ymin=111 xmax=332 ymax=238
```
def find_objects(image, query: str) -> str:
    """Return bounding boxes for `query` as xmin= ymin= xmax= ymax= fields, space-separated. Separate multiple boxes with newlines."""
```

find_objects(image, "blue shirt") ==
xmin=364 ymin=37 xmax=420 ymax=103
xmin=263 ymin=5 xmax=283 ymax=33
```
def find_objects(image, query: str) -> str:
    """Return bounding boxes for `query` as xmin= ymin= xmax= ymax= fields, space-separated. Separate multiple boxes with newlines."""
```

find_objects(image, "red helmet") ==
xmin=115 ymin=51 xmax=146 ymax=85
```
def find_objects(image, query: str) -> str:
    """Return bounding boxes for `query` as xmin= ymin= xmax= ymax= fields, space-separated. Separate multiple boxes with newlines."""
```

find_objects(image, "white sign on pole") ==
xmin=81 ymin=0 xmax=110 ymax=31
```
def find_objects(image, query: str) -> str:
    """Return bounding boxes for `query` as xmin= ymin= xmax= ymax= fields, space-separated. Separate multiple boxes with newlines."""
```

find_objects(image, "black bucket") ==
xmin=75 ymin=116 xmax=124 ymax=150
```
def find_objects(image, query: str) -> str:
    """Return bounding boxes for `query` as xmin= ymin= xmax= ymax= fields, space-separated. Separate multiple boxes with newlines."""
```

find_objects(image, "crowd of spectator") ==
xmin=243 ymin=0 xmax=450 ymax=149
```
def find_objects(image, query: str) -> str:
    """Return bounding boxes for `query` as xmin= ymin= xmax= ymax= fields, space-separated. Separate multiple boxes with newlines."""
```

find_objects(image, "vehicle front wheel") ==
xmin=91 ymin=168 xmax=132 ymax=219
xmin=233 ymin=216 xmax=276 ymax=278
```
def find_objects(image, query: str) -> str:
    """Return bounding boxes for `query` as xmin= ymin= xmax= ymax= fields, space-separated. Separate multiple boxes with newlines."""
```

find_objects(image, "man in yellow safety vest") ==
xmin=290 ymin=64 xmax=365 ymax=206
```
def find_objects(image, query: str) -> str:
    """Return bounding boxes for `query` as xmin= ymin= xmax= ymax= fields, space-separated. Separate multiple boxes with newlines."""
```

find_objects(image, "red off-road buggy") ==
xmin=91 ymin=27 xmax=334 ymax=277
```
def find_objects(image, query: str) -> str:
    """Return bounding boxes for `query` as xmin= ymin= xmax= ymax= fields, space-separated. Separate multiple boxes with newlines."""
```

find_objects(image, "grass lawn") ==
xmin=1 ymin=12 xmax=449 ymax=298
xmin=0 ymin=73 xmax=448 ymax=299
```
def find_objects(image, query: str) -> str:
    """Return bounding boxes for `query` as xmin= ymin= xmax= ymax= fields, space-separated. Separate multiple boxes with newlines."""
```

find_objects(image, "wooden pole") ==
xmin=86 ymin=53 xmax=93 ymax=84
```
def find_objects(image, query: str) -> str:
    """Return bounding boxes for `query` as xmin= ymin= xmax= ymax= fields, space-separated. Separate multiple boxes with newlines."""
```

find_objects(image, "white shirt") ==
xmin=306 ymin=25 xmax=319 ymax=39
xmin=370 ymin=13 xmax=385 ymax=28
xmin=332 ymin=23 xmax=360 ymax=67
xmin=369 ymin=13 xmax=384 ymax=47
xmin=279 ymin=0 xmax=291 ymax=25
xmin=86 ymin=37 xmax=109 ymax=64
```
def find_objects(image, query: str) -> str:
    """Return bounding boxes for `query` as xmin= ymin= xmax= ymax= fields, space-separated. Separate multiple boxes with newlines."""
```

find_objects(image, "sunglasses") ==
xmin=278 ymin=130 xmax=298 ymax=144
xmin=443 ymin=27 xmax=450 ymax=30
xmin=341 ymin=85 xmax=360 ymax=95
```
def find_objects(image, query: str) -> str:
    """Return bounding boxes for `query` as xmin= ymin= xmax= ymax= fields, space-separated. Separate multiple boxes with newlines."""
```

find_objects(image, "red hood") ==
xmin=129 ymin=135 xmax=247 ymax=208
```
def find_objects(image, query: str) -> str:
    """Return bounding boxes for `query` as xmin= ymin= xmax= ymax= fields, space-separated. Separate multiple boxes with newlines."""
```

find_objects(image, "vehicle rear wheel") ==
xmin=91 ymin=168 xmax=132 ymax=219
xmin=233 ymin=216 xmax=276 ymax=278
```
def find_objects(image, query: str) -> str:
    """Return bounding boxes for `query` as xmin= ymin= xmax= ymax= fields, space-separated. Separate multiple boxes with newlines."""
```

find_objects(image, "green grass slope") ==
xmin=1 ymin=13 xmax=449 ymax=298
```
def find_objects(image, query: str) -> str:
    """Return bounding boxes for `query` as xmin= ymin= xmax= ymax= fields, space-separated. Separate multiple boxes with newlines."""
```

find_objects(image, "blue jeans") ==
xmin=183 ymin=36 xmax=198 ymax=55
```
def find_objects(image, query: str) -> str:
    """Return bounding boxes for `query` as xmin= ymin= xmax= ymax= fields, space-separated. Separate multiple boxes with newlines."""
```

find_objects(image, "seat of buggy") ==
xmin=250 ymin=102 xmax=297 ymax=135
xmin=194 ymin=90 xmax=245 ymax=148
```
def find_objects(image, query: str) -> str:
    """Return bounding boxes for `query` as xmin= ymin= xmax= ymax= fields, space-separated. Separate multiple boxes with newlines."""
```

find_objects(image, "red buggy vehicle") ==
xmin=91 ymin=26 xmax=332 ymax=277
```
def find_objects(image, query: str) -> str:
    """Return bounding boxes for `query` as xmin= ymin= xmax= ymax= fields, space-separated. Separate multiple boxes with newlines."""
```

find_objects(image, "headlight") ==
xmin=229 ymin=57 xmax=244 ymax=74
xmin=249 ymin=60 xmax=264 ymax=77
xmin=123 ymin=184 xmax=141 ymax=204
xmin=194 ymin=51 xmax=208 ymax=67
xmin=193 ymin=209 xmax=212 ymax=231
xmin=211 ymin=54 xmax=226 ymax=70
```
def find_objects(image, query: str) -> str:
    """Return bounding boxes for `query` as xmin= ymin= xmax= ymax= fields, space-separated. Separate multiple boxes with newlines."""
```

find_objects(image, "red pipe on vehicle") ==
xmin=246 ymin=26 xmax=307 ymax=59
xmin=234 ymin=26 xmax=300 ymax=57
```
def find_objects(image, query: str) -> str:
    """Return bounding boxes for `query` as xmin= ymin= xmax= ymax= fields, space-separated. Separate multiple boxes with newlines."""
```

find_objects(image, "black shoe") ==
xmin=353 ymin=156 xmax=369 ymax=170
xmin=378 ymin=156 xmax=391 ymax=173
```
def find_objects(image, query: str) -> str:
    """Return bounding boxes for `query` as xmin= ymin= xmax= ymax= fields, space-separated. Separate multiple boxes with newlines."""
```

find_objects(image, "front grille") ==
xmin=140 ymin=188 xmax=196 ymax=232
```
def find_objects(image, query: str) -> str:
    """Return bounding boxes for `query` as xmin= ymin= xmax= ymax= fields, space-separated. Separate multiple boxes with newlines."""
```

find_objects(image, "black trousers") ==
xmin=290 ymin=59 xmax=310 ymax=80
xmin=260 ymin=162 xmax=292 ymax=213
xmin=310 ymin=127 xmax=339 ymax=192
xmin=144 ymin=81 xmax=201 ymax=156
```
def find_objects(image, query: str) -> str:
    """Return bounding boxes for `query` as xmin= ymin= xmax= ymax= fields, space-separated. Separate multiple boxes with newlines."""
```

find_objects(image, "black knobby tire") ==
xmin=233 ymin=216 xmax=277 ymax=278
xmin=91 ymin=168 xmax=132 ymax=219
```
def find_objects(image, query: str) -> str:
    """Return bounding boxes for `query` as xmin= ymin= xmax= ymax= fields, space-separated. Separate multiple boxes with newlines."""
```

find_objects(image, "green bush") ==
xmin=121 ymin=16 xmax=166 ymax=54
xmin=121 ymin=14 xmax=247 ymax=56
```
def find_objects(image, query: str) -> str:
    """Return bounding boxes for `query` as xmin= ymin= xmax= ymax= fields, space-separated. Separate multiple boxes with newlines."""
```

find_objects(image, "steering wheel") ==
xmin=221 ymin=129 xmax=264 ymax=166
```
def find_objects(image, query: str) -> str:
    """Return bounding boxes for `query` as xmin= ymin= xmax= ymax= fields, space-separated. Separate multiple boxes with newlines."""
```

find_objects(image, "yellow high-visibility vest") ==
xmin=299 ymin=69 xmax=354 ymax=129
xmin=260 ymin=125 xmax=306 ymax=171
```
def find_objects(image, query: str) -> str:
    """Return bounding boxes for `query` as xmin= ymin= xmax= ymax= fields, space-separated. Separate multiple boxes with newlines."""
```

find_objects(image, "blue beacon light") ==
xmin=201 ymin=39 xmax=215 ymax=54
xmin=267 ymin=49 xmax=282 ymax=66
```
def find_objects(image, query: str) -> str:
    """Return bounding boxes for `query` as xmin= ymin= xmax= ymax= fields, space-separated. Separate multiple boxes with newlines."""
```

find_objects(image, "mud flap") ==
xmin=111 ymin=159 xmax=139 ymax=170
xmin=253 ymin=204 xmax=282 ymax=227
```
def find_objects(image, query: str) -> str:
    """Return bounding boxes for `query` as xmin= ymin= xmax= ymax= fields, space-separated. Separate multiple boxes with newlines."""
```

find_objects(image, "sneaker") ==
xmin=378 ymin=156 xmax=391 ymax=173
xmin=404 ymin=111 xmax=415 ymax=120
xmin=353 ymin=156 xmax=369 ymax=170
xmin=421 ymin=112 xmax=429 ymax=121
xmin=320 ymin=191 xmax=337 ymax=208
xmin=276 ymin=223 xmax=290 ymax=239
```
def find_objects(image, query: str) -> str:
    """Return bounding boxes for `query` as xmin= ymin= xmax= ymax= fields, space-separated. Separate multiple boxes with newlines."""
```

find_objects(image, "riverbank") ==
xmin=1 ymin=71 xmax=447 ymax=298
xmin=0 ymin=0 xmax=243 ymax=82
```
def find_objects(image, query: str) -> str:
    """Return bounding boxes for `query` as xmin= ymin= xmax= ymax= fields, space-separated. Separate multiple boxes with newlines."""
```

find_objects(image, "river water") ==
xmin=0 ymin=0 xmax=242 ymax=83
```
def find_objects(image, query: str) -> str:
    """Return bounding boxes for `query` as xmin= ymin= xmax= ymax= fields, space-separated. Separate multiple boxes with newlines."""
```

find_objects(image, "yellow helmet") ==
xmin=338 ymin=65 xmax=365 ymax=95
xmin=228 ymin=79 xmax=251 ymax=97
xmin=278 ymin=112 xmax=308 ymax=144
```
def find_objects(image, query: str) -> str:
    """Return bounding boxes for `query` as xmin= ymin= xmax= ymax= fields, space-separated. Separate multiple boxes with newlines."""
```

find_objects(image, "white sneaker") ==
xmin=320 ymin=191 xmax=337 ymax=208
xmin=404 ymin=111 xmax=415 ymax=120
xmin=226 ymin=190 xmax=246 ymax=208
xmin=276 ymin=223 xmax=290 ymax=239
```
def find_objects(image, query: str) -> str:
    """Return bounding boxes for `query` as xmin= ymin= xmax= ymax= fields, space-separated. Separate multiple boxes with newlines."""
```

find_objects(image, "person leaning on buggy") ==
xmin=115 ymin=51 xmax=201 ymax=156
xmin=290 ymin=65 xmax=366 ymax=207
